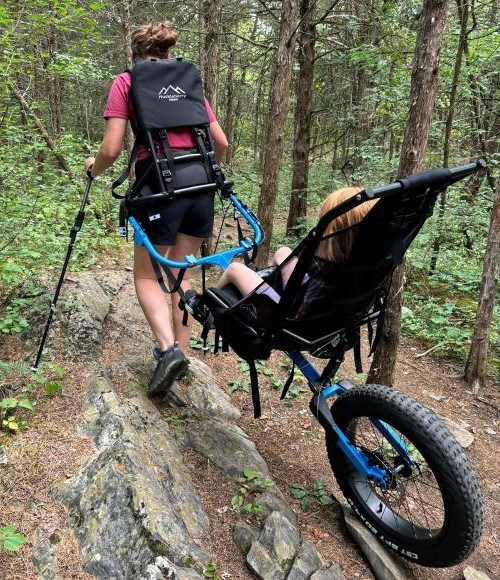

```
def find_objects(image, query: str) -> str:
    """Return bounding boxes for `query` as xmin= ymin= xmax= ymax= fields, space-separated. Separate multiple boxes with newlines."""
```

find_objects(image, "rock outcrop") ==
xmin=28 ymin=269 xmax=476 ymax=580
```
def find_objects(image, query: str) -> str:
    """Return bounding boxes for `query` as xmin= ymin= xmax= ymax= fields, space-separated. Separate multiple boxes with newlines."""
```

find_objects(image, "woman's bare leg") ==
xmin=134 ymin=244 xmax=174 ymax=352
xmin=272 ymin=246 xmax=296 ymax=286
xmin=167 ymin=233 xmax=204 ymax=352
xmin=134 ymin=234 xmax=203 ymax=353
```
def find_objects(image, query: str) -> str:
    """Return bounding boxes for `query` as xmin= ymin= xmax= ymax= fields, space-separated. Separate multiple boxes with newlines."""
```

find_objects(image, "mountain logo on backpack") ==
xmin=158 ymin=85 xmax=186 ymax=101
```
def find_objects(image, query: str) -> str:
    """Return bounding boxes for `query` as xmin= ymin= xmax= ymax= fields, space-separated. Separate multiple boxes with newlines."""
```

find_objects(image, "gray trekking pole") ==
xmin=32 ymin=175 xmax=93 ymax=370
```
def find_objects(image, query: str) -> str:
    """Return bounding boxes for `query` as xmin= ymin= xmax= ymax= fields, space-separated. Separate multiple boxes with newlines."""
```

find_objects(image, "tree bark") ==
xmin=367 ymin=0 xmax=449 ymax=386
xmin=429 ymin=0 xmax=469 ymax=274
xmin=287 ymin=0 xmax=316 ymax=238
xmin=256 ymin=0 xmax=300 ymax=266
xmin=465 ymin=180 xmax=500 ymax=393
xmin=201 ymin=0 xmax=221 ymax=112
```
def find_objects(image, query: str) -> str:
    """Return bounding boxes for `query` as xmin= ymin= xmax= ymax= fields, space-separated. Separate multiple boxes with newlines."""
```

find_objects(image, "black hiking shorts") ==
xmin=131 ymin=157 xmax=215 ymax=246
xmin=132 ymin=193 xmax=215 ymax=246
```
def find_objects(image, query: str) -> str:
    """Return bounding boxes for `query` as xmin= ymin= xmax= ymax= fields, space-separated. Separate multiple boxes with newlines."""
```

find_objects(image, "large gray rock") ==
xmin=167 ymin=357 xmax=241 ymax=422
xmin=179 ymin=415 xmax=270 ymax=477
xmin=54 ymin=371 xmax=213 ymax=579
xmin=243 ymin=510 xmax=343 ymax=580
xmin=334 ymin=493 xmax=408 ymax=580
xmin=28 ymin=271 xmax=409 ymax=580
xmin=463 ymin=566 xmax=492 ymax=580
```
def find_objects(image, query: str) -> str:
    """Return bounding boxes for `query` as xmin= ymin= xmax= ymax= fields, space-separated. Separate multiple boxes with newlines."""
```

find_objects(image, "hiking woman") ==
xmin=84 ymin=21 xmax=228 ymax=396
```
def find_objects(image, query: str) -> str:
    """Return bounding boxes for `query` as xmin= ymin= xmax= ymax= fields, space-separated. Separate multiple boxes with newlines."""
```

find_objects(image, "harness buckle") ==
xmin=161 ymin=169 xmax=172 ymax=182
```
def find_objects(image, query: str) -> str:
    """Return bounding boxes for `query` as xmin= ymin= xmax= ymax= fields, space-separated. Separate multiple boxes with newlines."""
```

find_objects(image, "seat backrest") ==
xmin=219 ymin=161 xmax=485 ymax=355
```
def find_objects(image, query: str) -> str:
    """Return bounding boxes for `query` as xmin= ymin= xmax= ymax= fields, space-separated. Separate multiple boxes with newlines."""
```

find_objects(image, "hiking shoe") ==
xmin=148 ymin=343 xmax=189 ymax=397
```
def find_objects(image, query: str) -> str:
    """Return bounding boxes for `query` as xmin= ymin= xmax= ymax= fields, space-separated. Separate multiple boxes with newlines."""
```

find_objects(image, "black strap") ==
xmin=158 ymin=129 xmax=176 ymax=194
xmin=194 ymin=128 xmax=216 ymax=184
xmin=248 ymin=361 xmax=261 ymax=418
xmin=194 ymin=127 xmax=225 ymax=189
xmin=149 ymin=252 xmax=186 ymax=296
xmin=280 ymin=361 xmax=295 ymax=400
xmin=368 ymin=293 xmax=388 ymax=357
xmin=112 ymin=139 xmax=140 ymax=199
xmin=353 ymin=334 xmax=363 ymax=374
xmin=236 ymin=217 xmax=258 ymax=265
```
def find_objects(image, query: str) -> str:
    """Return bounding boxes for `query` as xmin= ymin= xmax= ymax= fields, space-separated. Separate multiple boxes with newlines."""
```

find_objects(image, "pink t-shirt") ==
xmin=103 ymin=71 xmax=216 ymax=155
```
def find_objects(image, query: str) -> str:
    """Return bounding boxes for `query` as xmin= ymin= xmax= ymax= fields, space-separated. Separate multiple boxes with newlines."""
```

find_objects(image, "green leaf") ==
xmin=300 ymin=496 xmax=311 ymax=511
xmin=242 ymin=468 xmax=259 ymax=481
xmin=291 ymin=488 xmax=306 ymax=499
xmin=0 ymin=525 xmax=17 ymax=535
xmin=313 ymin=478 xmax=326 ymax=491
xmin=17 ymin=398 xmax=35 ymax=410
xmin=44 ymin=380 xmax=62 ymax=395
xmin=318 ymin=495 xmax=335 ymax=505
xmin=0 ymin=398 xmax=18 ymax=409
xmin=231 ymin=495 xmax=243 ymax=509
xmin=1 ymin=526 xmax=28 ymax=551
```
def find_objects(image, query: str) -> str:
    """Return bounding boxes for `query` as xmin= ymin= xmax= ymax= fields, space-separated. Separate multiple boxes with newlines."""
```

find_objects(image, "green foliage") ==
xmin=202 ymin=559 xmax=218 ymax=579
xmin=231 ymin=468 xmax=274 ymax=515
xmin=0 ymin=397 xmax=34 ymax=431
xmin=189 ymin=335 xmax=214 ymax=351
xmin=0 ymin=525 xmax=28 ymax=552
xmin=290 ymin=478 xmax=335 ymax=512
xmin=0 ymin=361 xmax=65 ymax=433
xmin=228 ymin=358 xmax=309 ymax=400
xmin=0 ymin=128 xmax=123 ymax=300
xmin=0 ymin=298 xmax=30 ymax=334
xmin=403 ymin=194 xmax=500 ymax=373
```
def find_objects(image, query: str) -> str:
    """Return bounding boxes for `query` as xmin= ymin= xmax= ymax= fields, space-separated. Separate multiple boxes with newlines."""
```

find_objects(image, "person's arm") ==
xmin=84 ymin=117 xmax=128 ymax=178
xmin=209 ymin=119 xmax=228 ymax=160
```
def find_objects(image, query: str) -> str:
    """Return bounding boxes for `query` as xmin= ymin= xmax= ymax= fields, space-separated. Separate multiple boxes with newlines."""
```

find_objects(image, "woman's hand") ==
xmin=84 ymin=156 xmax=96 ymax=177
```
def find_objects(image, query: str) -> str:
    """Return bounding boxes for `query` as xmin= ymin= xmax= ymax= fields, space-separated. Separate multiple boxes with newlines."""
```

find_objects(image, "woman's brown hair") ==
xmin=131 ymin=21 xmax=178 ymax=61
xmin=317 ymin=186 xmax=377 ymax=263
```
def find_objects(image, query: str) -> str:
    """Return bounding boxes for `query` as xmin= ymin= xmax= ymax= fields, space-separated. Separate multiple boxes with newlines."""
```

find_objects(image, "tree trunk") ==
xmin=429 ymin=0 xmax=469 ymax=274
xmin=256 ymin=0 xmax=300 ymax=267
xmin=367 ymin=0 xmax=449 ymax=386
xmin=465 ymin=178 xmax=500 ymax=392
xmin=223 ymin=38 xmax=236 ymax=167
xmin=201 ymin=0 xmax=221 ymax=112
xmin=287 ymin=0 xmax=316 ymax=238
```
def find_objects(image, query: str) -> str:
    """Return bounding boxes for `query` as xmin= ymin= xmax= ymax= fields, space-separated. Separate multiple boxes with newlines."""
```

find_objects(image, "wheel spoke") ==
xmin=348 ymin=416 xmax=445 ymax=536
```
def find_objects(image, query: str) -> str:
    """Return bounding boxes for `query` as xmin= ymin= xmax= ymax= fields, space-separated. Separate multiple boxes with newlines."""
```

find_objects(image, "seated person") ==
xmin=212 ymin=186 xmax=377 ymax=301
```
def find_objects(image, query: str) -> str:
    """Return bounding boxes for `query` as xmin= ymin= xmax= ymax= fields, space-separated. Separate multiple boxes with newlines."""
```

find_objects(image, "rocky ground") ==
xmin=0 ymin=266 xmax=498 ymax=580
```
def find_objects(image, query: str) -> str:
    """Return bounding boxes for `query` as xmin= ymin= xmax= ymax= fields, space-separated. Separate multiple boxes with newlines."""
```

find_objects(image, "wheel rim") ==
xmin=345 ymin=416 xmax=446 ymax=541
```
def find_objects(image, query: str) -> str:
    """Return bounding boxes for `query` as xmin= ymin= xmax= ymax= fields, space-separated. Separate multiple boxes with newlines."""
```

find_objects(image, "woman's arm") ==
xmin=85 ymin=117 xmax=128 ymax=177
xmin=209 ymin=120 xmax=229 ymax=160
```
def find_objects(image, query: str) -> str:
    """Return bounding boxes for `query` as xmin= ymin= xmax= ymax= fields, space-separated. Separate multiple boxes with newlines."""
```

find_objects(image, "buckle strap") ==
xmin=112 ymin=139 xmax=140 ymax=199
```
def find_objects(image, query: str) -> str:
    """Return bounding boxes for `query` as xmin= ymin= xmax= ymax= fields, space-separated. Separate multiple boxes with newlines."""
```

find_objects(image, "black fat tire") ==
xmin=327 ymin=384 xmax=483 ymax=568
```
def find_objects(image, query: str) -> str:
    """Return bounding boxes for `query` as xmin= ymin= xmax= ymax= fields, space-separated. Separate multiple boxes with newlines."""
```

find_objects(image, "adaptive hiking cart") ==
xmin=166 ymin=159 xmax=483 ymax=568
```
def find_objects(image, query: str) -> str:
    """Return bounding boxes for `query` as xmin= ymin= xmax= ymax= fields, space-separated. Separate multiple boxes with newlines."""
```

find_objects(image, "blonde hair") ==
xmin=131 ymin=21 xmax=178 ymax=60
xmin=317 ymin=186 xmax=377 ymax=263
